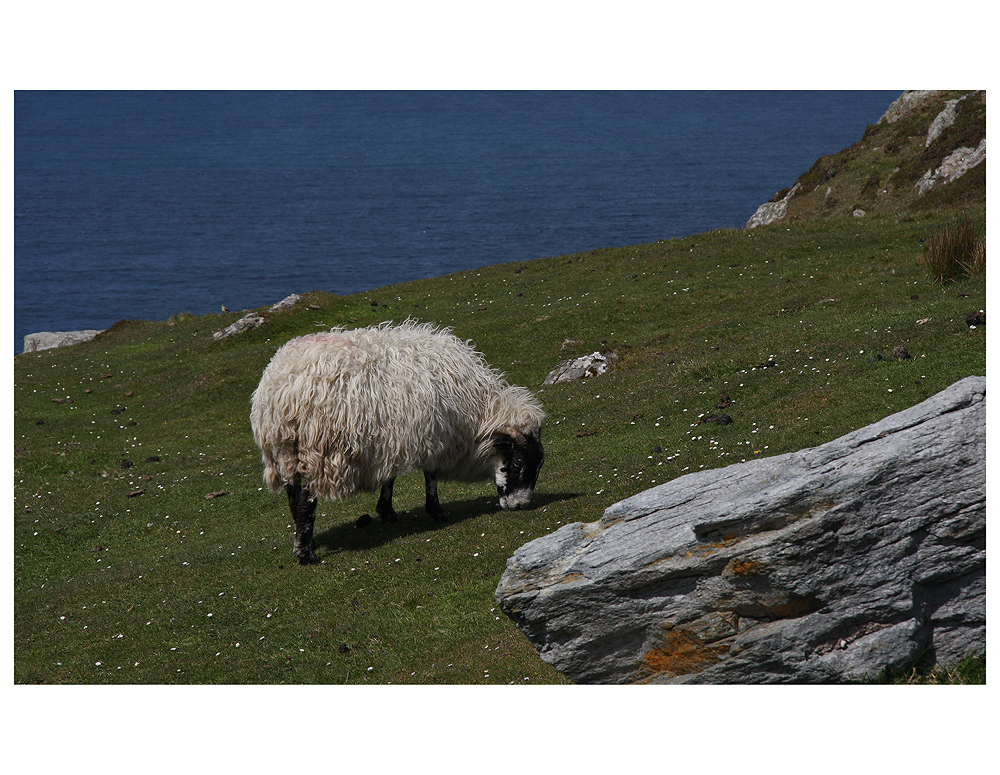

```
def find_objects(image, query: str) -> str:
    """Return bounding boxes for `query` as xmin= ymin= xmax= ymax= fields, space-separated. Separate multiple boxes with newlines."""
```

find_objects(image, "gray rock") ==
xmin=212 ymin=294 xmax=302 ymax=340
xmin=544 ymin=351 xmax=618 ymax=385
xmin=877 ymin=90 xmax=938 ymax=124
xmin=212 ymin=313 xmax=265 ymax=340
xmin=925 ymin=98 xmax=960 ymax=147
xmin=925 ymin=91 xmax=981 ymax=147
xmin=746 ymin=182 xmax=803 ymax=229
xmin=746 ymin=199 xmax=788 ymax=229
xmin=917 ymin=139 xmax=986 ymax=194
xmin=22 ymin=329 xmax=104 ymax=352
xmin=496 ymin=377 xmax=985 ymax=683
xmin=269 ymin=293 xmax=301 ymax=312
xmin=746 ymin=183 xmax=801 ymax=229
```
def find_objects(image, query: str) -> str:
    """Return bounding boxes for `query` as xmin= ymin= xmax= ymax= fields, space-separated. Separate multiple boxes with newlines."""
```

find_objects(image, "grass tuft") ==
xmin=923 ymin=216 xmax=986 ymax=282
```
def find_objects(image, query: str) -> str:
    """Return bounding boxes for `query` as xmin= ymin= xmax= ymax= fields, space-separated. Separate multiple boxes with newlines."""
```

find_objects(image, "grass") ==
xmin=13 ymin=206 xmax=986 ymax=684
xmin=873 ymin=652 xmax=986 ymax=685
xmin=923 ymin=216 xmax=987 ymax=282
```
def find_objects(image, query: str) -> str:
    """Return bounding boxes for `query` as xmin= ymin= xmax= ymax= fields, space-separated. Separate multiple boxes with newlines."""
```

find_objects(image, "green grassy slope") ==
xmin=14 ymin=95 xmax=986 ymax=685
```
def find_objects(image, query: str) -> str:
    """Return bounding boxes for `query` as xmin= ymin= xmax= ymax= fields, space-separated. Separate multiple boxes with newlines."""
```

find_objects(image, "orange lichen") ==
xmin=639 ymin=627 xmax=725 ymax=680
xmin=724 ymin=558 xmax=765 ymax=576
xmin=692 ymin=535 xmax=741 ymax=558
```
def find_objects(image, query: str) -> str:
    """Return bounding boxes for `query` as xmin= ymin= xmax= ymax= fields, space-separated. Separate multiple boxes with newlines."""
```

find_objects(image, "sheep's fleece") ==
xmin=250 ymin=320 xmax=546 ymax=501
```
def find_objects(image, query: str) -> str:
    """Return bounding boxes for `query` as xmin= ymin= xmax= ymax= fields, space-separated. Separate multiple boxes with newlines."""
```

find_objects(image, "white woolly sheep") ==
xmin=250 ymin=320 xmax=546 ymax=564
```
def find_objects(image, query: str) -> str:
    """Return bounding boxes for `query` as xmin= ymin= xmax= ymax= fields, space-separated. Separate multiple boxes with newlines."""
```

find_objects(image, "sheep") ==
xmin=250 ymin=320 xmax=546 ymax=564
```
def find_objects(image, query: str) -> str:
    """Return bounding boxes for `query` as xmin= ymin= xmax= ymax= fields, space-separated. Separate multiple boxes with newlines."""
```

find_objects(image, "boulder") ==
xmin=496 ymin=377 xmax=985 ymax=683
xmin=23 ymin=329 xmax=104 ymax=352
xmin=544 ymin=351 xmax=618 ymax=385
xmin=746 ymin=183 xmax=800 ymax=229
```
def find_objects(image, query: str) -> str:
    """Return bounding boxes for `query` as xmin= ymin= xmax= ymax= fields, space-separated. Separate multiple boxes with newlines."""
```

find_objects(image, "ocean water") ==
xmin=13 ymin=90 xmax=900 ymax=353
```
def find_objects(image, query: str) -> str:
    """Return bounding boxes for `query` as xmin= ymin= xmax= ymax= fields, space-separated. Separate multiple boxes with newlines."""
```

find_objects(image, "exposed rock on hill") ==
xmin=23 ymin=329 xmax=104 ymax=352
xmin=745 ymin=184 xmax=800 ymax=229
xmin=879 ymin=90 xmax=941 ymax=125
xmin=212 ymin=313 xmax=265 ymax=340
xmin=916 ymin=139 xmax=987 ymax=194
xmin=212 ymin=294 xmax=302 ymax=340
xmin=496 ymin=377 xmax=985 ymax=684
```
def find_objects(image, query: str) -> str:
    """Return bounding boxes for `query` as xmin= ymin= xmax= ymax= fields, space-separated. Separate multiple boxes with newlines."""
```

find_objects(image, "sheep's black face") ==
xmin=494 ymin=430 xmax=544 ymax=510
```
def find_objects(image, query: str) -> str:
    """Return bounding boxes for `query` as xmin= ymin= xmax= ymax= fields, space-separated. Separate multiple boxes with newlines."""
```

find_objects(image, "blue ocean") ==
xmin=13 ymin=90 xmax=900 ymax=353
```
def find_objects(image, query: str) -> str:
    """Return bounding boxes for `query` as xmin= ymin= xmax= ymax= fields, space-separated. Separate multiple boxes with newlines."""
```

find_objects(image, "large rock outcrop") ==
xmin=496 ymin=377 xmax=985 ymax=683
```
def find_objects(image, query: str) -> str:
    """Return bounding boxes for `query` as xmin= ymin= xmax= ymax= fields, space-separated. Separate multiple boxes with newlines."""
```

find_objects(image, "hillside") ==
xmin=13 ymin=91 xmax=986 ymax=685
xmin=747 ymin=89 xmax=985 ymax=226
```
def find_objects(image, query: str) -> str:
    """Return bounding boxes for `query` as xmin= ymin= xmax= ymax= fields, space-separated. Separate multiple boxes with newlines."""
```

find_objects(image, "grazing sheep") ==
xmin=250 ymin=320 xmax=545 ymax=564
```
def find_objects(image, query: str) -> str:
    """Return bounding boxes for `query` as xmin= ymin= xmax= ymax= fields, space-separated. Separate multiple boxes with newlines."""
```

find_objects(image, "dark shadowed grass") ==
xmin=14 ymin=210 xmax=986 ymax=684
xmin=872 ymin=652 xmax=986 ymax=685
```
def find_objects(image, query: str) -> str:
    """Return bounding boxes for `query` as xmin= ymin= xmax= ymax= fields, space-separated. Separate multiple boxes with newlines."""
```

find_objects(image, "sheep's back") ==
xmin=251 ymin=323 xmax=502 ymax=498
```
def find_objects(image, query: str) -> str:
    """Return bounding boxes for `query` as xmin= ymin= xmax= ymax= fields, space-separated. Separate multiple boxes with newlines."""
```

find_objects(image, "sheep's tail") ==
xmin=251 ymin=381 xmax=366 ymax=500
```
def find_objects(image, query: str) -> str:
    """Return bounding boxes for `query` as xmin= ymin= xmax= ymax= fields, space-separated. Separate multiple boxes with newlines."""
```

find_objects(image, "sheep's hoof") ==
xmin=377 ymin=509 xmax=398 ymax=524
xmin=355 ymin=513 xmax=373 ymax=529
xmin=296 ymin=551 xmax=320 ymax=565
xmin=428 ymin=507 xmax=448 ymax=523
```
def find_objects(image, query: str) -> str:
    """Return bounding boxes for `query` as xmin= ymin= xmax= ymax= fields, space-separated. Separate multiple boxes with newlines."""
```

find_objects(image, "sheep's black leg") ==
xmin=424 ymin=471 xmax=447 ymax=522
xmin=285 ymin=479 xmax=319 ymax=565
xmin=376 ymin=478 xmax=398 ymax=523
